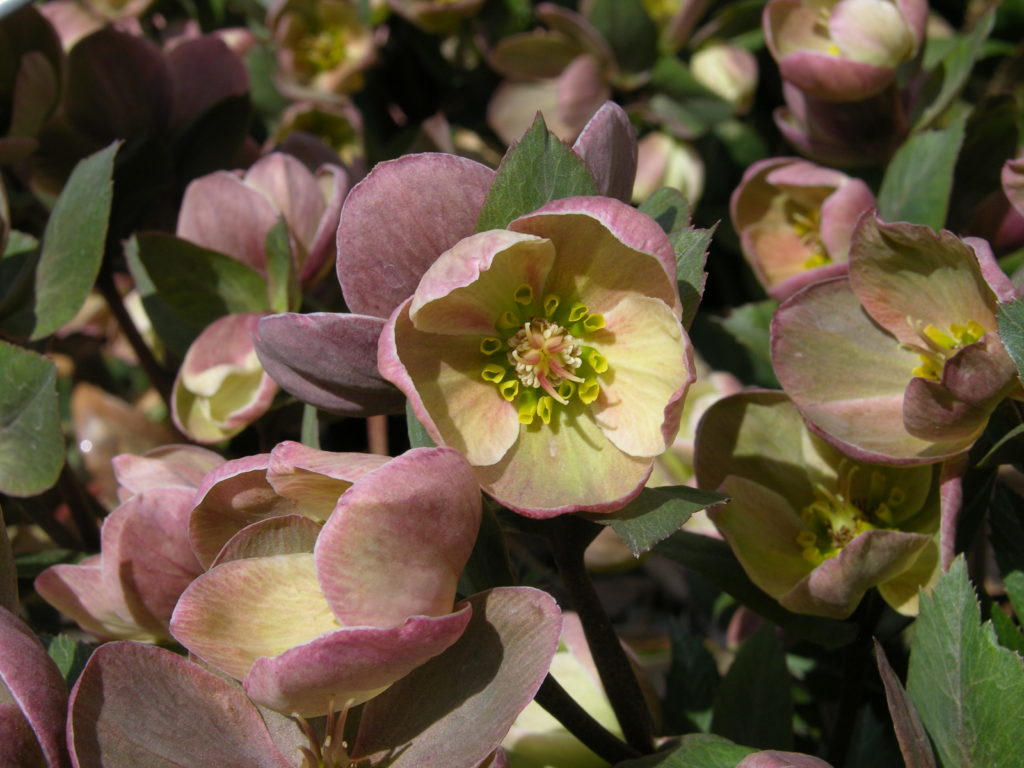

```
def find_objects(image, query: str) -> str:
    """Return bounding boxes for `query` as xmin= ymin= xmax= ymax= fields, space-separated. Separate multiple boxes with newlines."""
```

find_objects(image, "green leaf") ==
xmin=638 ymin=187 xmax=713 ymax=329
xmin=13 ymin=547 xmax=78 ymax=579
xmin=663 ymin=619 xmax=720 ymax=733
xmin=654 ymin=531 xmax=858 ymax=648
xmin=906 ymin=557 xmax=1024 ymax=768
xmin=613 ymin=734 xmax=755 ymax=767
xmin=0 ymin=342 xmax=63 ymax=497
xmin=997 ymin=297 xmax=1024 ymax=382
xmin=990 ymin=607 xmax=1024 ymax=655
xmin=877 ymin=116 xmax=966 ymax=230
xmin=300 ymin=403 xmax=320 ymax=449
xmin=126 ymin=232 xmax=269 ymax=355
xmin=264 ymin=217 xmax=299 ymax=314
xmin=912 ymin=11 xmax=996 ymax=131
xmin=43 ymin=634 xmax=93 ymax=689
xmin=585 ymin=0 xmax=658 ymax=73
xmin=711 ymin=624 xmax=793 ymax=751
xmin=600 ymin=485 xmax=727 ymax=556
xmin=475 ymin=114 xmax=598 ymax=232
xmin=458 ymin=500 xmax=515 ymax=597
xmin=1005 ymin=571 xmax=1024 ymax=626
xmin=717 ymin=299 xmax=779 ymax=388
xmin=406 ymin=401 xmax=435 ymax=448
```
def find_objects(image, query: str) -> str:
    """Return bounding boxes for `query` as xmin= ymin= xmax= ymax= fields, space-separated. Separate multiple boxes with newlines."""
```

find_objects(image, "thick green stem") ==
xmin=544 ymin=515 xmax=656 ymax=755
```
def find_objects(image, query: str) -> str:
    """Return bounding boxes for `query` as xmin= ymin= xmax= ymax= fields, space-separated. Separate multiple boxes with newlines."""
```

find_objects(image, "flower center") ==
xmin=796 ymin=463 xmax=908 ymax=566
xmin=479 ymin=284 xmax=609 ymax=426
xmin=785 ymin=201 xmax=831 ymax=269
xmin=904 ymin=319 xmax=986 ymax=381
xmin=295 ymin=704 xmax=354 ymax=768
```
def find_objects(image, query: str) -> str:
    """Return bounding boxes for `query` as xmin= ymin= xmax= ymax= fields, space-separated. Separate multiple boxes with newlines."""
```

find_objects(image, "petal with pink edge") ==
xmin=572 ymin=101 xmax=638 ymax=203
xmin=212 ymin=514 xmax=322 ymax=566
xmin=0 ymin=607 xmax=68 ymax=768
xmin=244 ymin=607 xmax=472 ymax=717
xmin=254 ymin=312 xmax=406 ymax=416
xmin=189 ymin=453 xmax=298 ymax=568
xmin=111 ymin=444 xmax=222 ymax=498
xmin=316 ymin=447 xmax=480 ymax=628
xmin=354 ymin=587 xmax=562 ymax=768
xmin=779 ymin=529 xmax=932 ymax=619
xmin=1002 ymin=156 xmax=1024 ymax=217
xmin=510 ymin=198 xmax=679 ymax=315
xmin=337 ymin=153 xmax=494 ymax=318
xmin=589 ymin=296 xmax=692 ymax=457
xmin=35 ymin=560 xmax=147 ymax=641
xmin=409 ymin=231 xmax=555 ymax=336
xmin=779 ymin=51 xmax=894 ymax=103
xmin=772 ymin=277 xmax=950 ymax=463
xmin=849 ymin=217 xmax=1000 ymax=345
xmin=266 ymin=441 xmax=389 ymax=521
xmin=68 ymin=642 xmax=294 ymax=768
xmin=738 ymin=751 xmax=834 ymax=768
xmin=244 ymin=153 xmax=326 ymax=263
xmin=380 ymin=302 xmax=520 ymax=467
xmin=876 ymin=536 xmax=939 ymax=616
xmin=712 ymin=476 xmax=812 ymax=599
xmin=170 ymin=553 xmax=338 ymax=681
xmin=475 ymin=400 xmax=651 ymax=517
xmin=177 ymin=171 xmax=278 ymax=274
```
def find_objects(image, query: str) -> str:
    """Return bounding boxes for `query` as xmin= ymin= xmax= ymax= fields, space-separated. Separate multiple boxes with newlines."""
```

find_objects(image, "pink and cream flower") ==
xmin=379 ymin=196 xmax=695 ymax=518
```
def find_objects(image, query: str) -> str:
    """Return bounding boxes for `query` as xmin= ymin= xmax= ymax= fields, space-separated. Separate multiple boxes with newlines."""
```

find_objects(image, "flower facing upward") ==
xmin=380 ymin=196 xmax=695 ymax=517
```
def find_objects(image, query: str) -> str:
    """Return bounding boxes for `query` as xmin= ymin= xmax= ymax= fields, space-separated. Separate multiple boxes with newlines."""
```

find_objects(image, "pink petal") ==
xmin=0 ymin=607 xmax=68 ymax=768
xmin=212 ymin=514 xmax=322 ymax=566
xmin=244 ymin=607 xmax=472 ymax=717
xmin=779 ymin=51 xmax=896 ymax=102
xmin=553 ymin=56 xmax=611 ymax=144
xmin=337 ymin=153 xmax=494 ymax=318
xmin=590 ymin=296 xmax=694 ymax=457
xmin=253 ymin=312 xmax=406 ymax=416
xmin=111 ymin=445 xmax=222 ymax=498
xmin=510 ymin=197 xmax=680 ymax=315
xmin=409 ymin=231 xmax=556 ymax=335
xmin=315 ymin=447 xmax=481 ymax=628
xmin=68 ymin=642 xmax=294 ymax=768
xmin=35 ymin=561 xmax=145 ymax=641
xmin=165 ymin=35 xmax=248 ymax=135
xmin=244 ymin=152 xmax=326 ymax=269
xmin=379 ymin=301 xmax=521 ymax=467
xmin=572 ymin=101 xmax=638 ymax=202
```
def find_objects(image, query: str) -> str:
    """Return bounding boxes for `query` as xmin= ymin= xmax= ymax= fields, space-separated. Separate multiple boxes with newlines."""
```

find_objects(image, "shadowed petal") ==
xmin=254 ymin=312 xmax=406 ymax=416
xmin=211 ymin=515 xmax=322 ymax=566
xmin=316 ymin=447 xmax=481 ymax=627
xmin=68 ymin=642 xmax=294 ymax=768
xmin=244 ymin=607 xmax=472 ymax=717
xmin=34 ymin=560 xmax=145 ymax=642
xmin=266 ymin=441 xmax=389 ymax=518
xmin=338 ymin=154 xmax=494 ymax=317
xmin=111 ymin=445 xmax=222 ymax=498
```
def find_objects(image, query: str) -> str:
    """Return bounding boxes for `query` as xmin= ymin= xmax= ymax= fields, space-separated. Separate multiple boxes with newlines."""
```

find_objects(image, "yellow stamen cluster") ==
xmin=796 ymin=463 xmax=909 ymax=566
xmin=906 ymin=319 xmax=986 ymax=381
xmin=786 ymin=203 xmax=832 ymax=270
xmin=478 ymin=283 xmax=609 ymax=426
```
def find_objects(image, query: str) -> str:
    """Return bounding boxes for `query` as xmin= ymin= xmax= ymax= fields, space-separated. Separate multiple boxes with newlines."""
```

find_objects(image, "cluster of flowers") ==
xmin=3 ymin=1 xmax=1024 ymax=767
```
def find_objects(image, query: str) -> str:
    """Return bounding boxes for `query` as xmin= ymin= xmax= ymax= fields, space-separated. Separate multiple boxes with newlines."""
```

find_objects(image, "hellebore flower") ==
xmin=171 ymin=445 xmax=482 ymax=716
xmin=379 ymin=196 xmax=694 ymax=517
xmin=35 ymin=445 xmax=223 ymax=642
xmin=0 ymin=606 xmax=69 ymax=768
xmin=772 ymin=215 xmax=1021 ymax=464
xmin=695 ymin=390 xmax=941 ymax=618
xmin=171 ymin=151 xmax=349 ymax=442
xmin=730 ymin=157 xmax=875 ymax=300
xmin=268 ymin=0 xmax=378 ymax=103
xmin=388 ymin=0 xmax=485 ymax=34
xmin=690 ymin=42 xmax=758 ymax=115
xmin=764 ymin=0 xmax=927 ymax=102
xmin=253 ymin=101 xmax=639 ymax=417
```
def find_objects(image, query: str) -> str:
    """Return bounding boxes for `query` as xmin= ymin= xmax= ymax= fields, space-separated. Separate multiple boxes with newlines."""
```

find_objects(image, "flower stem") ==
xmin=544 ymin=515 xmax=656 ymax=755
xmin=534 ymin=673 xmax=641 ymax=764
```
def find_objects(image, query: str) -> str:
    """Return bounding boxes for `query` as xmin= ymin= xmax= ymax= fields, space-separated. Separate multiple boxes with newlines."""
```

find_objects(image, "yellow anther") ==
xmin=923 ymin=324 xmax=956 ymax=350
xmin=567 ymin=302 xmax=588 ymax=322
xmin=796 ymin=530 xmax=817 ymax=548
xmin=537 ymin=396 xmax=553 ymax=425
xmin=557 ymin=380 xmax=575 ymax=401
xmin=802 ymin=547 xmax=824 ymax=565
xmin=875 ymin=504 xmax=893 ymax=524
xmin=543 ymin=295 xmax=560 ymax=317
xmin=586 ymin=350 xmax=609 ymax=374
xmin=513 ymin=284 xmax=533 ymax=306
xmin=578 ymin=379 xmax=600 ymax=404
xmin=518 ymin=400 xmax=537 ymax=425
xmin=802 ymin=253 xmax=831 ymax=270
xmin=481 ymin=364 xmax=505 ymax=383
xmin=480 ymin=337 xmax=503 ymax=355
xmin=582 ymin=313 xmax=605 ymax=332
xmin=964 ymin=320 xmax=986 ymax=342
xmin=499 ymin=379 xmax=519 ymax=401
xmin=888 ymin=487 xmax=905 ymax=507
